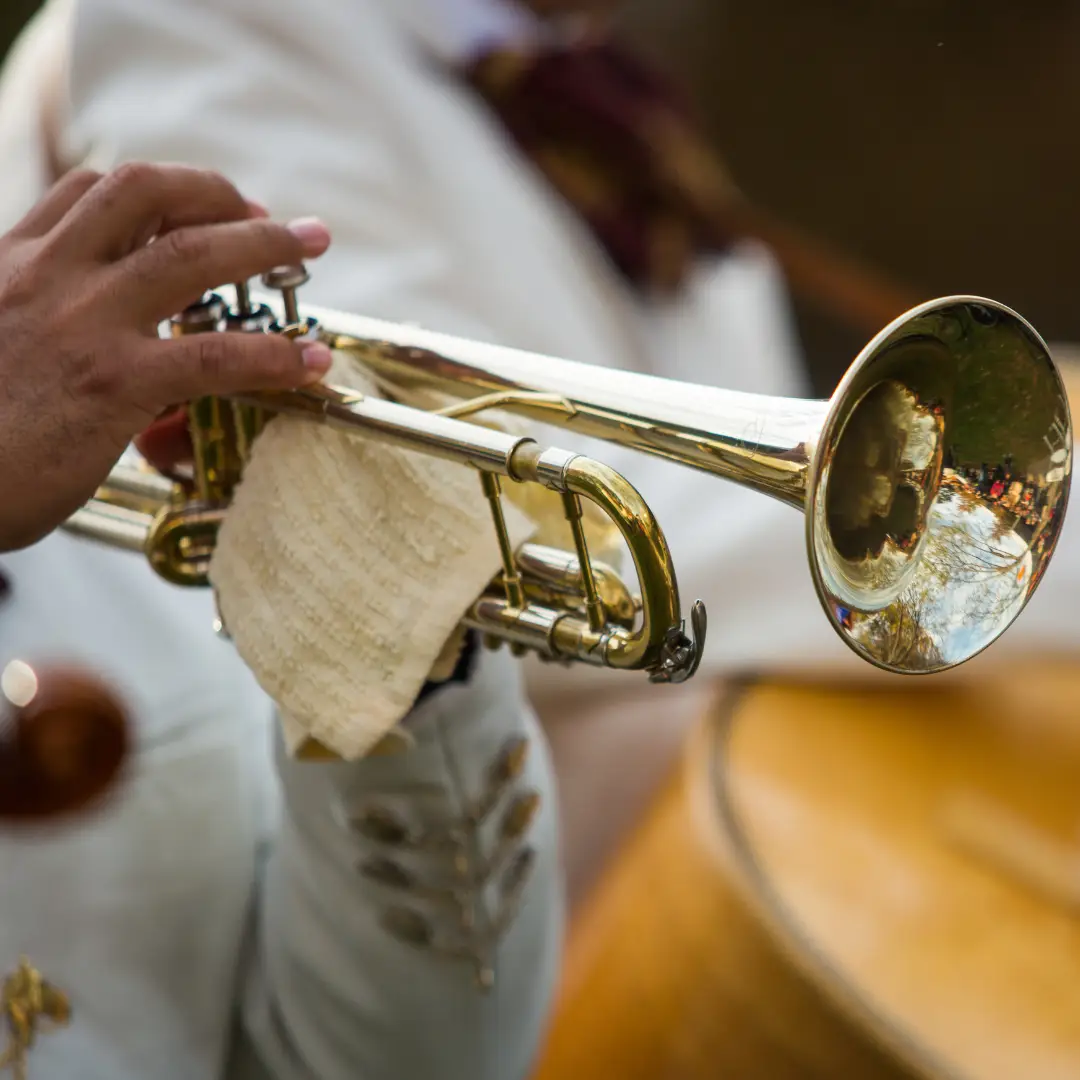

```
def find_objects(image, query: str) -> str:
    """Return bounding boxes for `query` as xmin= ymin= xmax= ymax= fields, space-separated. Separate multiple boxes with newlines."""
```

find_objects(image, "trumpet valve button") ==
xmin=261 ymin=264 xmax=309 ymax=292
xmin=233 ymin=279 xmax=254 ymax=316
xmin=261 ymin=264 xmax=309 ymax=326
xmin=169 ymin=292 xmax=227 ymax=336
xmin=224 ymin=303 xmax=277 ymax=334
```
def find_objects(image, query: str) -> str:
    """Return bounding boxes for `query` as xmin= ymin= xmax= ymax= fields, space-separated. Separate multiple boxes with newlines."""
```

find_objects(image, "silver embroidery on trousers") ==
xmin=346 ymin=734 xmax=538 ymax=990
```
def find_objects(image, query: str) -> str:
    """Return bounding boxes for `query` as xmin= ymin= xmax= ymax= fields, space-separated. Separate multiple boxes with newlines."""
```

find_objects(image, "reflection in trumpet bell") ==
xmin=819 ymin=378 xmax=944 ymax=609
xmin=808 ymin=298 xmax=1072 ymax=672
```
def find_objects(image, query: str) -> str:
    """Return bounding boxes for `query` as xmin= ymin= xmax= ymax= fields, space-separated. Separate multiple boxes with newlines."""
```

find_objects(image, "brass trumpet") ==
xmin=64 ymin=268 xmax=1072 ymax=678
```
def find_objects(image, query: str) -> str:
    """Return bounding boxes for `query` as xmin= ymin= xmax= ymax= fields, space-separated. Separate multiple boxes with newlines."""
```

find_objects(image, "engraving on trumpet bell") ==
xmin=1043 ymin=411 xmax=1070 ymax=458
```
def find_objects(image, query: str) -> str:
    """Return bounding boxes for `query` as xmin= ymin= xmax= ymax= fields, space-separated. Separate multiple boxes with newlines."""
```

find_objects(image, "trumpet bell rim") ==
xmin=806 ymin=295 xmax=1072 ymax=674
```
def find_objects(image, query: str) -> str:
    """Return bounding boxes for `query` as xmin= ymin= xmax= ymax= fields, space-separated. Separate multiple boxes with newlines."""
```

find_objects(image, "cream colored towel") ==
xmin=209 ymin=353 xmax=535 ymax=761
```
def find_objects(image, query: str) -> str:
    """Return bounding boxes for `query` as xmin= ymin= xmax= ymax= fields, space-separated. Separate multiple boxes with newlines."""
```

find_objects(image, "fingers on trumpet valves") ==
xmin=170 ymin=262 xmax=315 ymax=339
xmin=159 ymin=264 xmax=323 ymax=476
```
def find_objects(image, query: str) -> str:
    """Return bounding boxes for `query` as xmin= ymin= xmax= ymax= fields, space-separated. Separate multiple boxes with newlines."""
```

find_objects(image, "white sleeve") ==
xmin=0 ymin=0 xmax=71 ymax=231
xmin=65 ymin=0 xmax=507 ymax=339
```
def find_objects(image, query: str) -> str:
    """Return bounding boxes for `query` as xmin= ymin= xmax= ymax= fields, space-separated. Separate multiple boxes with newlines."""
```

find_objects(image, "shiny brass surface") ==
xmin=0 ymin=958 xmax=69 ymax=1080
xmin=64 ymin=274 xmax=1071 ymax=678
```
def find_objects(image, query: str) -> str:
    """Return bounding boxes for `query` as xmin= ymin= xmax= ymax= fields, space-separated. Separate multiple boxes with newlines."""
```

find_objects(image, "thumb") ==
xmin=143 ymin=333 xmax=333 ymax=405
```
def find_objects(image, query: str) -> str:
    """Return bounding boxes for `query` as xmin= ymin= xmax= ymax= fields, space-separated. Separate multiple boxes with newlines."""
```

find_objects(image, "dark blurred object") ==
xmin=0 ymin=660 xmax=130 ymax=822
xmin=468 ymin=36 xmax=920 ymax=333
xmin=466 ymin=39 xmax=739 ymax=295
xmin=0 ymin=0 xmax=39 ymax=55
xmin=621 ymin=1 xmax=1080 ymax=393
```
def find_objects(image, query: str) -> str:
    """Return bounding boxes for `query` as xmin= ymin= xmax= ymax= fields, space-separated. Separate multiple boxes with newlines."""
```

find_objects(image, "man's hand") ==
xmin=0 ymin=163 xmax=333 ymax=553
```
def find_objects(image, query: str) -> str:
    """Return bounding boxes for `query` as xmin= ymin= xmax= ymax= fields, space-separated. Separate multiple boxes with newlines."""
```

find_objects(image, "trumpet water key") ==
xmin=65 ymin=266 xmax=1073 ymax=677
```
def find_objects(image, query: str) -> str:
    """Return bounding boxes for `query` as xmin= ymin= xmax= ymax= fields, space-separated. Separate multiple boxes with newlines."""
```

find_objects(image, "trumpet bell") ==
xmin=809 ymin=297 xmax=1072 ymax=673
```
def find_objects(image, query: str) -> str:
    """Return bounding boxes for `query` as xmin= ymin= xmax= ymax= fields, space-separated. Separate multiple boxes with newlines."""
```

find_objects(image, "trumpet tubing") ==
xmin=65 ymin=269 xmax=1073 ymax=679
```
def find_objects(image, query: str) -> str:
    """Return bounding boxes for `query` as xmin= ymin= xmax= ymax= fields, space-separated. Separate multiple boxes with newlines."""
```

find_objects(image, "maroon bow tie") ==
xmin=464 ymin=37 xmax=739 ymax=295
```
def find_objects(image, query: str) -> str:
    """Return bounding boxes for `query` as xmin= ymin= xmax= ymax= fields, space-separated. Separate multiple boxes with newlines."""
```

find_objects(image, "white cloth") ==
xmin=210 ymin=353 xmax=533 ymax=760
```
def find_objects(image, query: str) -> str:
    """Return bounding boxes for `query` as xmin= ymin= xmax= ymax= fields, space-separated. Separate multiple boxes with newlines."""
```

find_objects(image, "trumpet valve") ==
xmin=261 ymin=264 xmax=309 ymax=327
xmin=169 ymin=292 xmax=226 ymax=337
xmin=226 ymin=280 xmax=276 ymax=333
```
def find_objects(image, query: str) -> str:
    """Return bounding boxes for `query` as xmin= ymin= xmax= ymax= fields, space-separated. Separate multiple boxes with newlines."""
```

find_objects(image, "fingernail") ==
xmin=246 ymin=198 xmax=270 ymax=219
xmin=287 ymin=216 xmax=331 ymax=257
xmin=301 ymin=342 xmax=333 ymax=374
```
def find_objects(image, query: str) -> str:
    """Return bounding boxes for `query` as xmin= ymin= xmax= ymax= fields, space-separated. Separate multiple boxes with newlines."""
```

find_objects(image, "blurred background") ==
xmin=11 ymin=0 xmax=1074 ymax=394
xmin=621 ymin=0 xmax=1080 ymax=393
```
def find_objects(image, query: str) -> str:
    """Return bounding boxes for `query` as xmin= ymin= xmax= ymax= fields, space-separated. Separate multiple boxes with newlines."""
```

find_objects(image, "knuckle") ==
xmin=61 ymin=347 xmax=120 ymax=400
xmin=158 ymin=227 xmax=212 ymax=267
xmin=181 ymin=166 xmax=244 ymax=216
xmin=107 ymin=160 xmax=159 ymax=194
xmin=194 ymin=334 xmax=237 ymax=380
xmin=64 ymin=167 xmax=104 ymax=193
xmin=1 ymin=242 xmax=52 ymax=305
